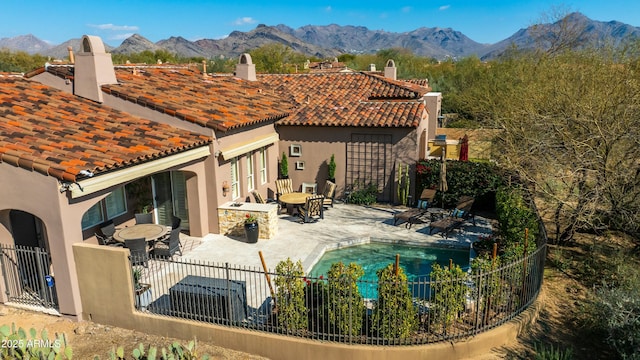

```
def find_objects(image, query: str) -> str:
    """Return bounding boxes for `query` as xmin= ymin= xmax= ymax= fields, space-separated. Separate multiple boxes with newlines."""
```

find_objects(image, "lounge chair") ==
xmin=429 ymin=196 xmax=476 ymax=238
xmin=393 ymin=189 xmax=437 ymax=229
xmin=297 ymin=195 xmax=325 ymax=223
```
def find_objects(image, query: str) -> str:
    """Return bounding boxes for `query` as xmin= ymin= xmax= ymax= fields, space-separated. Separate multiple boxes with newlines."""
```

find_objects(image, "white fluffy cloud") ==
xmin=233 ymin=17 xmax=257 ymax=25
xmin=88 ymin=24 xmax=139 ymax=31
xmin=439 ymin=5 xmax=451 ymax=11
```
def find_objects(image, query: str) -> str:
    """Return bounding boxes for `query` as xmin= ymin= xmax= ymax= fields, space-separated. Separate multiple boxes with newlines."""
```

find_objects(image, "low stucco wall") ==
xmin=72 ymin=243 xmax=541 ymax=360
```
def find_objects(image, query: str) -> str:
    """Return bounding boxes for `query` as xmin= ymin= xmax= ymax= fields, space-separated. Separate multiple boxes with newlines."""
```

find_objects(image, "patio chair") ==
xmin=99 ymin=221 xmax=117 ymax=242
xmin=95 ymin=233 xmax=123 ymax=247
xmin=321 ymin=180 xmax=336 ymax=208
xmin=152 ymin=228 xmax=182 ymax=258
xmin=251 ymin=190 xmax=277 ymax=205
xmin=275 ymin=178 xmax=294 ymax=211
xmin=135 ymin=213 xmax=153 ymax=224
xmin=124 ymin=238 xmax=150 ymax=267
xmin=301 ymin=182 xmax=317 ymax=194
xmin=393 ymin=189 xmax=437 ymax=229
xmin=171 ymin=215 xmax=182 ymax=230
xmin=429 ymin=196 xmax=476 ymax=238
xmin=297 ymin=195 xmax=325 ymax=223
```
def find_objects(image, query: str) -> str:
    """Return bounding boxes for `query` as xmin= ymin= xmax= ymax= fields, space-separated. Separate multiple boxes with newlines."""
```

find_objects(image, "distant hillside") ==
xmin=0 ymin=34 xmax=52 ymax=54
xmin=2 ymin=12 xmax=638 ymax=61
xmin=274 ymin=24 xmax=489 ymax=58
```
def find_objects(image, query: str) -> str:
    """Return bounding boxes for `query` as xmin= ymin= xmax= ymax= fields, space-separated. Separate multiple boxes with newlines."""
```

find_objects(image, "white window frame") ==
xmin=246 ymin=153 xmax=255 ymax=191
xmin=82 ymin=187 xmax=128 ymax=229
xmin=231 ymin=157 xmax=240 ymax=200
xmin=259 ymin=147 xmax=267 ymax=184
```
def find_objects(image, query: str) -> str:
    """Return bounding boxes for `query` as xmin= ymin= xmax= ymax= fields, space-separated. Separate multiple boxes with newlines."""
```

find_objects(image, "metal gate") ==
xmin=0 ymin=244 xmax=58 ymax=310
xmin=346 ymin=133 xmax=393 ymax=202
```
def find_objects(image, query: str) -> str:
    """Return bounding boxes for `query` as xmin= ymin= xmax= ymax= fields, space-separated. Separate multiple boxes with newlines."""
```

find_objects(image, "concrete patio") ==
xmin=179 ymin=202 xmax=494 ymax=272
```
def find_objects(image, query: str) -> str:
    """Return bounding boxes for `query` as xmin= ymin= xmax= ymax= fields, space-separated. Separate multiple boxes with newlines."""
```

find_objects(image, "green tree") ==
xmin=0 ymin=50 xmax=48 ymax=73
xmin=429 ymin=263 xmax=467 ymax=333
xmin=249 ymin=43 xmax=306 ymax=73
xmin=326 ymin=262 xmax=365 ymax=336
xmin=372 ymin=263 xmax=417 ymax=339
xmin=274 ymin=258 xmax=307 ymax=332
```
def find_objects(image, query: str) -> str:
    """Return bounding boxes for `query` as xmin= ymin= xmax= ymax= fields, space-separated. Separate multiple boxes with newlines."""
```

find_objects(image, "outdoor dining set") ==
xmin=251 ymin=178 xmax=336 ymax=223
xmin=95 ymin=213 xmax=183 ymax=266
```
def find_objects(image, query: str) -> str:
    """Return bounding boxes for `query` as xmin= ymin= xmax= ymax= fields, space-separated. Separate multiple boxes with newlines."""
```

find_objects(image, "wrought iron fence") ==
xmin=130 ymin=242 xmax=546 ymax=345
xmin=0 ymin=244 xmax=58 ymax=309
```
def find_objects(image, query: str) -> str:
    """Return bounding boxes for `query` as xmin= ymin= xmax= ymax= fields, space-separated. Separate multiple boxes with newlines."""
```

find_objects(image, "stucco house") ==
xmin=261 ymin=60 xmax=441 ymax=202
xmin=1 ymin=36 xmax=290 ymax=318
xmin=0 ymin=35 xmax=443 ymax=319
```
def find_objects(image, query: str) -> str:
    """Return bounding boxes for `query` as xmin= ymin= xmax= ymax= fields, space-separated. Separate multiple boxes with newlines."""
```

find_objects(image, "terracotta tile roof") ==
xmin=260 ymin=72 xmax=429 ymax=127
xmin=0 ymin=75 xmax=211 ymax=182
xmin=99 ymin=65 xmax=291 ymax=132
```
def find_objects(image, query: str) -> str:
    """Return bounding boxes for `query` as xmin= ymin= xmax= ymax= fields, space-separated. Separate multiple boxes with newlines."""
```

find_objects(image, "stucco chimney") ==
xmin=73 ymin=35 xmax=117 ymax=103
xmin=368 ymin=63 xmax=376 ymax=72
xmin=202 ymin=59 xmax=208 ymax=78
xmin=384 ymin=59 xmax=397 ymax=80
xmin=235 ymin=53 xmax=256 ymax=81
xmin=67 ymin=46 xmax=75 ymax=64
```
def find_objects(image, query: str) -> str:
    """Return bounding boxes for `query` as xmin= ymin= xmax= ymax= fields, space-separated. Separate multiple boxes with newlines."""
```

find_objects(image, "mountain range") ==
xmin=1 ymin=12 xmax=638 ymax=61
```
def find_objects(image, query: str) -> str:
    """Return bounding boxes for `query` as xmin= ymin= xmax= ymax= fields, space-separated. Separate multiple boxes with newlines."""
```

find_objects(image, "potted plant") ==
xmin=133 ymin=268 xmax=152 ymax=310
xmin=244 ymin=213 xmax=259 ymax=243
xmin=280 ymin=152 xmax=289 ymax=179
xmin=328 ymin=154 xmax=336 ymax=183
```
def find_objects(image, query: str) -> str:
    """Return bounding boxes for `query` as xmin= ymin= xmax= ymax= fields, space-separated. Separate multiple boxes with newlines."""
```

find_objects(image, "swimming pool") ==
xmin=308 ymin=242 xmax=470 ymax=299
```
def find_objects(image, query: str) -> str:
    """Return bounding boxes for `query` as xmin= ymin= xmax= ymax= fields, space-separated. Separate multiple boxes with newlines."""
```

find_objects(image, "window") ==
xmin=231 ymin=158 xmax=240 ymax=199
xmin=259 ymin=148 xmax=267 ymax=184
xmin=81 ymin=187 xmax=127 ymax=229
xmin=246 ymin=153 xmax=255 ymax=191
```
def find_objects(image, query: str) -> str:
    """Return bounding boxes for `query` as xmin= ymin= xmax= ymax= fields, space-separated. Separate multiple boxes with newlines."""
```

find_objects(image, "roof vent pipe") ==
xmin=67 ymin=46 xmax=74 ymax=64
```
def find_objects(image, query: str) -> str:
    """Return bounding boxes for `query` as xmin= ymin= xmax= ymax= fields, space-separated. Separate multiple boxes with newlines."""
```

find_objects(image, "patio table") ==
xmin=279 ymin=192 xmax=311 ymax=215
xmin=279 ymin=192 xmax=311 ymax=206
xmin=113 ymin=223 xmax=169 ymax=243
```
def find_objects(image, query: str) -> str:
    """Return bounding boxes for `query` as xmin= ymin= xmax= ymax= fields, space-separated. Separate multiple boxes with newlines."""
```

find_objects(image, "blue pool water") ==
xmin=309 ymin=242 xmax=470 ymax=298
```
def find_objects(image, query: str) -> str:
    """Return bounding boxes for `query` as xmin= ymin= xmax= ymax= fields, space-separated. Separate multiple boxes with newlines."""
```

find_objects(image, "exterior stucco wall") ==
xmin=0 ymin=156 xmax=209 ymax=318
xmin=215 ymin=125 xmax=281 ymax=204
xmin=0 ymin=163 xmax=84 ymax=317
xmin=276 ymin=125 xmax=421 ymax=202
xmin=73 ymin=242 xmax=541 ymax=360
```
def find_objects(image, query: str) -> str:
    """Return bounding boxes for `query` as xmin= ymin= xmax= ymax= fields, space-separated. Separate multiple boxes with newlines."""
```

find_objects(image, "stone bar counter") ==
xmin=217 ymin=202 xmax=278 ymax=240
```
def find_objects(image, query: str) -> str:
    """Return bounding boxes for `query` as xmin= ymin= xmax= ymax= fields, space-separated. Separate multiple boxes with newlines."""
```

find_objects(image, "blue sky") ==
xmin=2 ymin=1 xmax=639 ymax=46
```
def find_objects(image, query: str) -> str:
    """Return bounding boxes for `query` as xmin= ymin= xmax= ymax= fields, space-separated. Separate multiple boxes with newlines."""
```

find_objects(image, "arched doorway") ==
xmin=1 ymin=210 xmax=58 ymax=309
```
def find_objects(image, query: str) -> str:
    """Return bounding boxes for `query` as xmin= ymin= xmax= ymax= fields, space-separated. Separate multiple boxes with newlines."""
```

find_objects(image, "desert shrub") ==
xmin=534 ymin=342 xmax=574 ymax=360
xmin=429 ymin=263 xmax=468 ymax=333
xmin=416 ymin=159 xmax=503 ymax=208
xmin=496 ymin=186 xmax=539 ymax=257
xmin=372 ymin=263 xmax=417 ymax=339
xmin=274 ymin=258 xmax=308 ymax=332
xmin=471 ymin=253 xmax=506 ymax=324
xmin=589 ymin=261 xmax=640 ymax=360
xmin=347 ymin=181 xmax=378 ymax=205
